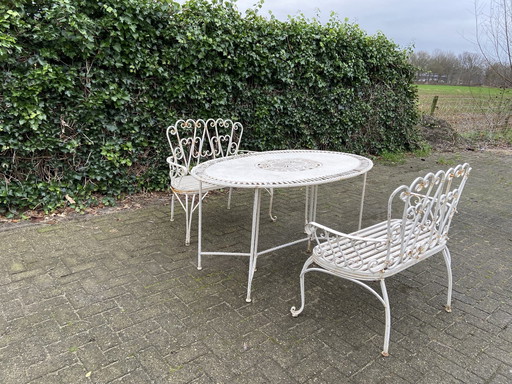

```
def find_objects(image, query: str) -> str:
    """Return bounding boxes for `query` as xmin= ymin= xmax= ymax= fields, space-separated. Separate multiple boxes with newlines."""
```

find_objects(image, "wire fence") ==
xmin=418 ymin=94 xmax=512 ymax=133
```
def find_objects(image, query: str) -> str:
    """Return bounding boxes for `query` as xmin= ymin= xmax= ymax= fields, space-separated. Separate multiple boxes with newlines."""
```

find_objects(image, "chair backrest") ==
xmin=166 ymin=118 xmax=244 ymax=176
xmin=385 ymin=163 xmax=471 ymax=269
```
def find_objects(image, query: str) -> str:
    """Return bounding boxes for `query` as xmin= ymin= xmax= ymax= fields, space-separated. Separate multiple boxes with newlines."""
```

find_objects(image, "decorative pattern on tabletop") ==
xmin=257 ymin=158 xmax=322 ymax=172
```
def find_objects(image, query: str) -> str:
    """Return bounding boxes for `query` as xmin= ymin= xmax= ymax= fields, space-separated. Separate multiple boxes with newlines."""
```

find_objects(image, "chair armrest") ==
xmin=306 ymin=222 xmax=386 ymax=244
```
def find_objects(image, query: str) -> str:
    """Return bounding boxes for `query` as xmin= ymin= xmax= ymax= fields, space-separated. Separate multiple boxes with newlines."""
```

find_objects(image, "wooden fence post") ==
xmin=430 ymin=96 xmax=439 ymax=116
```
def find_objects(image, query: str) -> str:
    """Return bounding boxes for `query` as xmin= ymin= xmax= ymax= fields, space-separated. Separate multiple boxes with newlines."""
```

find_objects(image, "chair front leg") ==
xmin=170 ymin=194 xmax=175 ymax=221
xmin=380 ymin=279 xmax=391 ymax=357
xmin=442 ymin=247 xmax=453 ymax=312
xmin=290 ymin=257 xmax=314 ymax=317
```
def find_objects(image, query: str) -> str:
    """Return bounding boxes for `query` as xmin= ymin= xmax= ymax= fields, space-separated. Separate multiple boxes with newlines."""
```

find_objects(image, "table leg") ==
xmin=358 ymin=173 xmax=367 ymax=231
xmin=304 ymin=185 xmax=318 ymax=224
xmin=310 ymin=185 xmax=318 ymax=222
xmin=197 ymin=181 xmax=203 ymax=270
xmin=304 ymin=186 xmax=309 ymax=227
xmin=305 ymin=185 xmax=318 ymax=252
xmin=246 ymin=188 xmax=262 ymax=303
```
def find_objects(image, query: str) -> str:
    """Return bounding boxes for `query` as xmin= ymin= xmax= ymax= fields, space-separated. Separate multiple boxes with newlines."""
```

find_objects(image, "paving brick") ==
xmin=0 ymin=356 xmax=28 ymax=383
xmin=25 ymin=353 xmax=79 ymax=382
xmin=469 ymin=352 xmax=503 ymax=381
xmin=45 ymin=331 xmax=95 ymax=357
xmin=90 ymin=360 xmax=137 ymax=383
xmin=108 ymin=368 xmax=151 ymax=383
xmin=40 ymin=363 xmax=91 ymax=384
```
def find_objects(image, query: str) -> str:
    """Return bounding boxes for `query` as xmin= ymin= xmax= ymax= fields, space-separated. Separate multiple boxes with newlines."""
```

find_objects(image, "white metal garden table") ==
xmin=191 ymin=150 xmax=373 ymax=302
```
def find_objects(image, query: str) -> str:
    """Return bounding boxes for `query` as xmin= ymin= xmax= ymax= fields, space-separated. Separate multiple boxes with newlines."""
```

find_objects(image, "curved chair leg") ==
xmin=290 ymin=257 xmax=314 ymax=317
xmin=442 ymin=247 xmax=453 ymax=312
xmin=380 ymin=279 xmax=391 ymax=357
xmin=170 ymin=194 xmax=175 ymax=222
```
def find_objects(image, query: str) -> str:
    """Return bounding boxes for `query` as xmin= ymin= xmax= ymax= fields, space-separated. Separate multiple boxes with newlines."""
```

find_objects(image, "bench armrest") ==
xmin=166 ymin=157 xmax=188 ymax=183
xmin=306 ymin=222 xmax=386 ymax=244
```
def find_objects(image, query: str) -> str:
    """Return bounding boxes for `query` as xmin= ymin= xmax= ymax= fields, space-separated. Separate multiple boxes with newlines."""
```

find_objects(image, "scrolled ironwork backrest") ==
xmin=166 ymin=118 xmax=243 ymax=176
xmin=385 ymin=163 xmax=471 ymax=269
xmin=166 ymin=119 xmax=207 ymax=175
xmin=203 ymin=118 xmax=243 ymax=159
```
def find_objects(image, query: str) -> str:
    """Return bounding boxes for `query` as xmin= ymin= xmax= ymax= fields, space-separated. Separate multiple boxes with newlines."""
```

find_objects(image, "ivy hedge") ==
xmin=0 ymin=0 xmax=420 ymax=215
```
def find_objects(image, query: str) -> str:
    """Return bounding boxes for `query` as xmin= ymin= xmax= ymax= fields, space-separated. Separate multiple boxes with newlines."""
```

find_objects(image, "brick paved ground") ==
xmin=1 ymin=150 xmax=511 ymax=383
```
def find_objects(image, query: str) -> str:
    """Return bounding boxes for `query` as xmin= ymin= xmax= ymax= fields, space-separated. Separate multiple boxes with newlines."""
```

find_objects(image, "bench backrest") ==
xmin=385 ymin=163 xmax=471 ymax=270
xmin=166 ymin=118 xmax=243 ymax=175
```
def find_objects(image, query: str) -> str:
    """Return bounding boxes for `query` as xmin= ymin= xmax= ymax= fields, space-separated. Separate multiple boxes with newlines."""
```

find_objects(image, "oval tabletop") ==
xmin=191 ymin=150 xmax=373 ymax=188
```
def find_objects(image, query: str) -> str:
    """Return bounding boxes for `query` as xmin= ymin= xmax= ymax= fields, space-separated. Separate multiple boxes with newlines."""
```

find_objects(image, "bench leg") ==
xmin=380 ymin=279 xmax=391 ymax=357
xmin=290 ymin=257 xmax=314 ymax=317
xmin=170 ymin=194 xmax=175 ymax=221
xmin=442 ymin=247 xmax=453 ymax=312
xmin=184 ymin=194 xmax=197 ymax=246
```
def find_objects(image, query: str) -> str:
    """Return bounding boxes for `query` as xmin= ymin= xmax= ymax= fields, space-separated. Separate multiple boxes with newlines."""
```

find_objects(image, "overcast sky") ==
xmin=230 ymin=0 xmax=480 ymax=54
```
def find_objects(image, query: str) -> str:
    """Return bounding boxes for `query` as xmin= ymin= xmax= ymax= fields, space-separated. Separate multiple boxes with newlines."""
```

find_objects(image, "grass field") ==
xmin=417 ymin=84 xmax=511 ymax=97
xmin=416 ymin=84 xmax=512 ymax=139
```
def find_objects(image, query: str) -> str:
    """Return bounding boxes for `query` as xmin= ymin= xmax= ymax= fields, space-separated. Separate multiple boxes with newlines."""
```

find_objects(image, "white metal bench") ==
xmin=290 ymin=163 xmax=471 ymax=356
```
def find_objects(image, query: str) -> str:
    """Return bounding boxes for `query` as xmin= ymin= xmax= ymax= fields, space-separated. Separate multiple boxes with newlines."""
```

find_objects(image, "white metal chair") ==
xmin=166 ymin=118 xmax=275 ymax=245
xmin=290 ymin=163 xmax=471 ymax=356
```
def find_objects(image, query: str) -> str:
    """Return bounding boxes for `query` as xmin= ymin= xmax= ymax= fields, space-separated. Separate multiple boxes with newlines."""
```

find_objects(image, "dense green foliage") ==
xmin=0 ymin=0 xmax=420 ymax=215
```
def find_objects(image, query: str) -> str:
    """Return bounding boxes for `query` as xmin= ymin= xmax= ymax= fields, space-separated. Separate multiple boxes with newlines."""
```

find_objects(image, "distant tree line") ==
xmin=412 ymin=1 xmax=511 ymax=89
xmin=409 ymin=50 xmax=511 ymax=87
